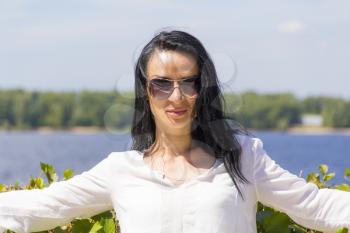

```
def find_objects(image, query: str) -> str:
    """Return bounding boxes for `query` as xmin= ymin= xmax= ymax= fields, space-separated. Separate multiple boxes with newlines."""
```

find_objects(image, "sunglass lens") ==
xmin=180 ymin=78 xmax=200 ymax=96
xmin=150 ymin=79 xmax=173 ymax=99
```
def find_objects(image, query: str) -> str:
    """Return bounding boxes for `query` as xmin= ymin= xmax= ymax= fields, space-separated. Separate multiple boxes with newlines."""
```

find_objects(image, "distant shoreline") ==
xmin=285 ymin=126 xmax=350 ymax=135
xmin=1 ymin=126 xmax=350 ymax=135
xmin=253 ymin=126 xmax=350 ymax=135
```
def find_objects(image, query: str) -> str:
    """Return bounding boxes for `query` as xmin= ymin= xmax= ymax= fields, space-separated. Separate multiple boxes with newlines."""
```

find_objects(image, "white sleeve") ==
xmin=0 ymin=153 xmax=113 ymax=233
xmin=252 ymin=138 xmax=350 ymax=233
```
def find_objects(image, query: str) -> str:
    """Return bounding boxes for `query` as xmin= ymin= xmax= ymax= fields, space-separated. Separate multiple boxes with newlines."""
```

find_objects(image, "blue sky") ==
xmin=1 ymin=0 xmax=350 ymax=99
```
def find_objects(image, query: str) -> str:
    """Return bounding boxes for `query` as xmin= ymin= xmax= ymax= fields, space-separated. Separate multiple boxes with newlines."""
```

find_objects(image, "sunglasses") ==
xmin=147 ymin=76 xmax=200 ymax=100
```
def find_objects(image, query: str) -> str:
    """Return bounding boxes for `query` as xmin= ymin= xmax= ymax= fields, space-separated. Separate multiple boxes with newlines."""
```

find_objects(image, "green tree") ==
xmin=229 ymin=91 xmax=302 ymax=130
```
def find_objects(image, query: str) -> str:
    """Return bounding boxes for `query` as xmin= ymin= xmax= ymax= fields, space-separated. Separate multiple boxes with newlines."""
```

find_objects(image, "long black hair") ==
xmin=131 ymin=30 xmax=252 ymax=199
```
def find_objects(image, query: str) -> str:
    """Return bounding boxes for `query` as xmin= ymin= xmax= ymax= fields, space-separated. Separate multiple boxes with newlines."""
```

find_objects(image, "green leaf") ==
xmin=0 ymin=183 xmax=6 ymax=192
xmin=306 ymin=173 xmax=322 ymax=188
xmin=289 ymin=224 xmax=308 ymax=233
xmin=345 ymin=168 xmax=350 ymax=177
xmin=14 ymin=182 xmax=20 ymax=190
xmin=256 ymin=201 xmax=265 ymax=212
xmin=89 ymin=221 xmax=103 ymax=233
xmin=28 ymin=177 xmax=36 ymax=189
xmin=336 ymin=227 xmax=348 ymax=233
xmin=319 ymin=164 xmax=328 ymax=176
xmin=103 ymin=218 xmax=116 ymax=233
xmin=36 ymin=177 xmax=44 ymax=189
xmin=335 ymin=184 xmax=350 ymax=192
xmin=323 ymin=172 xmax=335 ymax=182
xmin=72 ymin=219 xmax=93 ymax=233
xmin=40 ymin=162 xmax=58 ymax=184
xmin=306 ymin=173 xmax=319 ymax=182
xmin=263 ymin=211 xmax=290 ymax=233
xmin=64 ymin=169 xmax=74 ymax=180
xmin=4 ymin=230 xmax=17 ymax=233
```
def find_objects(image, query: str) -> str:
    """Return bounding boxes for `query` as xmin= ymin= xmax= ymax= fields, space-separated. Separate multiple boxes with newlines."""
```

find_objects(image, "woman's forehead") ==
xmin=146 ymin=50 xmax=198 ymax=79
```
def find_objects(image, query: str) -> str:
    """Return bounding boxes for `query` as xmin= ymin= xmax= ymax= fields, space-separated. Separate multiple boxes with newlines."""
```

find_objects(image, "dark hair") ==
xmin=131 ymin=30 xmax=252 ymax=199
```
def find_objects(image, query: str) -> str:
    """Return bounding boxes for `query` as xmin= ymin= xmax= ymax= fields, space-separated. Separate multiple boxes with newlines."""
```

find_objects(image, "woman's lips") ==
xmin=166 ymin=109 xmax=187 ymax=116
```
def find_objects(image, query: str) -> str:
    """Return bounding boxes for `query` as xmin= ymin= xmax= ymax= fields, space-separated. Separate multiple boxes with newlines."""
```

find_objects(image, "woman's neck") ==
xmin=153 ymin=129 xmax=194 ymax=159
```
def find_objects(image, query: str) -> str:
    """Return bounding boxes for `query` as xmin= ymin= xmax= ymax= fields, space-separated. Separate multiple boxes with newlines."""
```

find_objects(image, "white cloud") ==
xmin=277 ymin=20 xmax=306 ymax=34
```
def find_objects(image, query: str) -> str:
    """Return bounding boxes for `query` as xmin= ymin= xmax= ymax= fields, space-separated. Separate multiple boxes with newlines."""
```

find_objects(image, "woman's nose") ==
xmin=168 ymin=82 xmax=183 ymax=101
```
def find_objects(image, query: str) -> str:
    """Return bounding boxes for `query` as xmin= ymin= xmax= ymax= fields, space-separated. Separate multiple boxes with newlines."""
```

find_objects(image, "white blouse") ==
xmin=0 ymin=135 xmax=350 ymax=233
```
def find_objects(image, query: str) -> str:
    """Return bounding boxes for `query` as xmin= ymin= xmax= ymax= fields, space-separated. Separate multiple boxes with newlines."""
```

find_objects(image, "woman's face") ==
xmin=146 ymin=49 xmax=199 ymax=135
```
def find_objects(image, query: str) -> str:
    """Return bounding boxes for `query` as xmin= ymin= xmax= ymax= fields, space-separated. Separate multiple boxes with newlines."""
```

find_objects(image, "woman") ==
xmin=0 ymin=30 xmax=349 ymax=233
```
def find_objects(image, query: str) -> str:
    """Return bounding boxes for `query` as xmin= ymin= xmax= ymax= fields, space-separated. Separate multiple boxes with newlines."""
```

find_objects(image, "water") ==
xmin=0 ymin=131 xmax=133 ymax=185
xmin=0 ymin=131 xmax=349 ymax=186
xmin=253 ymin=131 xmax=350 ymax=185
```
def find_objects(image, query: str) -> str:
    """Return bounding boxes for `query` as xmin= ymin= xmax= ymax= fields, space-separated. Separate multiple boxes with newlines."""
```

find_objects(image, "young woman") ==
xmin=1 ymin=30 xmax=349 ymax=233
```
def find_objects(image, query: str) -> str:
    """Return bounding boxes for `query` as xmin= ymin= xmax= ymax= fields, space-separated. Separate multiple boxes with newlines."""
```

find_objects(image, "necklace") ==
xmin=160 ymin=151 xmax=206 ymax=182
xmin=160 ymin=152 xmax=187 ymax=181
xmin=146 ymin=146 xmax=217 ymax=183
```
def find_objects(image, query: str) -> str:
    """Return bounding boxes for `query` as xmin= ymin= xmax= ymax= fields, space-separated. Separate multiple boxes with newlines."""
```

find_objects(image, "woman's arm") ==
xmin=252 ymin=138 xmax=350 ymax=232
xmin=0 ymin=153 xmax=114 ymax=233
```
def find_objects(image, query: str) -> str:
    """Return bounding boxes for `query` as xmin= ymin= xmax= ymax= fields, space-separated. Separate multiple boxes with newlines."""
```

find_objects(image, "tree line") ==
xmin=0 ymin=89 xmax=349 ymax=130
xmin=228 ymin=91 xmax=350 ymax=130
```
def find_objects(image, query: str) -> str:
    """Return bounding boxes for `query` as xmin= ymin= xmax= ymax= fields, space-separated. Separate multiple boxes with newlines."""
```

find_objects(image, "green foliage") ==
xmin=344 ymin=168 xmax=350 ymax=179
xmin=225 ymin=91 xmax=302 ymax=130
xmin=40 ymin=162 xmax=59 ymax=184
xmin=322 ymin=98 xmax=350 ymax=128
xmin=336 ymin=228 xmax=349 ymax=233
xmin=301 ymin=97 xmax=325 ymax=114
xmin=63 ymin=169 xmax=74 ymax=181
xmin=301 ymin=96 xmax=350 ymax=127
xmin=335 ymin=184 xmax=350 ymax=192
xmin=27 ymin=177 xmax=44 ymax=190
xmin=0 ymin=89 xmax=134 ymax=131
xmin=306 ymin=163 xmax=338 ymax=189
xmin=257 ymin=204 xmax=291 ymax=233
xmin=1 ymin=162 xmax=349 ymax=232
xmin=319 ymin=164 xmax=328 ymax=175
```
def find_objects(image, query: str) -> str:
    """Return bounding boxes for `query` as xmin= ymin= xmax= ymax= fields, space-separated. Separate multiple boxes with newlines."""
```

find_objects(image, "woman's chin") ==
xmin=167 ymin=117 xmax=191 ymax=126
xmin=163 ymin=118 xmax=192 ymax=132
